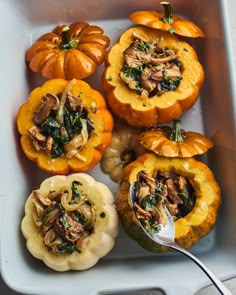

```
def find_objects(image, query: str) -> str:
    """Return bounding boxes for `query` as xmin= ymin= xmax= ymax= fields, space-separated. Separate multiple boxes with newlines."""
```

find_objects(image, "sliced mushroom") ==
xmin=33 ymin=93 xmax=60 ymax=125
xmin=140 ymin=64 xmax=182 ymax=96
xmin=44 ymin=229 xmax=62 ymax=249
xmin=28 ymin=126 xmax=46 ymax=142
xmin=165 ymin=178 xmax=183 ymax=204
xmin=136 ymin=170 xmax=156 ymax=196
xmin=150 ymin=52 xmax=179 ymax=64
xmin=66 ymin=93 xmax=84 ymax=112
xmin=177 ymin=176 xmax=187 ymax=191
xmin=54 ymin=215 xmax=84 ymax=243
xmin=76 ymin=234 xmax=89 ymax=252
xmin=124 ymin=42 xmax=152 ymax=68
xmin=33 ymin=190 xmax=51 ymax=207
xmin=28 ymin=126 xmax=46 ymax=151
xmin=41 ymin=207 xmax=61 ymax=234
xmin=134 ymin=202 xmax=152 ymax=219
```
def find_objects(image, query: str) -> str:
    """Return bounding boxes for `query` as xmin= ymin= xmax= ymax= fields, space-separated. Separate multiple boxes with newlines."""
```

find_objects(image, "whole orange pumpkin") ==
xmin=26 ymin=22 xmax=110 ymax=80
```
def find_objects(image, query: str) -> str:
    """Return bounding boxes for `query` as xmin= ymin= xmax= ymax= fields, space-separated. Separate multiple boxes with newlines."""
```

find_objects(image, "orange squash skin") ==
xmin=137 ymin=126 xmax=214 ymax=158
xmin=129 ymin=11 xmax=205 ymax=38
xmin=26 ymin=22 xmax=110 ymax=80
xmin=102 ymin=26 xmax=204 ymax=128
xmin=17 ymin=79 xmax=114 ymax=175
xmin=116 ymin=153 xmax=221 ymax=252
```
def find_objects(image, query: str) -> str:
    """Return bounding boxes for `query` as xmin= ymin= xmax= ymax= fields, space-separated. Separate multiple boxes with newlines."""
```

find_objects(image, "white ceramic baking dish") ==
xmin=0 ymin=0 xmax=235 ymax=294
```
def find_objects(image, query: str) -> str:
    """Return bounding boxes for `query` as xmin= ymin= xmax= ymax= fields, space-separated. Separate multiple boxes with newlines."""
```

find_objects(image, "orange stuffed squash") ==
xmin=17 ymin=79 xmax=113 ymax=174
xmin=116 ymin=153 xmax=221 ymax=252
xmin=102 ymin=26 xmax=204 ymax=127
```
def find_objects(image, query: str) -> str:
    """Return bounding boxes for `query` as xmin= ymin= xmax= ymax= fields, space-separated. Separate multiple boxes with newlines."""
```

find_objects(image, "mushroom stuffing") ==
xmin=31 ymin=181 xmax=96 ymax=255
xmin=132 ymin=170 xmax=195 ymax=234
xmin=28 ymin=82 xmax=93 ymax=160
xmin=120 ymin=33 xmax=182 ymax=97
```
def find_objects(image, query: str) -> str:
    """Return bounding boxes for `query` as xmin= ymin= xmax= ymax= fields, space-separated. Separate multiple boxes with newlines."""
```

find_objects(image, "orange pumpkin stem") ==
xmin=168 ymin=120 xmax=184 ymax=142
xmin=60 ymin=26 xmax=76 ymax=50
xmin=160 ymin=1 xmax=174 ymax=25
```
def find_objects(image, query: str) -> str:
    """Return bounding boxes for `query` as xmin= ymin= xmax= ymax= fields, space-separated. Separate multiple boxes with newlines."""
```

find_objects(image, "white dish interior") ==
xmin=0 ymin=0 xmax=236 ymax=294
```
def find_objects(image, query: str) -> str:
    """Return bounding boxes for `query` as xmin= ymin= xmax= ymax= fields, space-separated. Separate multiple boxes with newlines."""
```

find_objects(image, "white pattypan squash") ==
xmin=21 ymin=173 xmax=119 ymax=271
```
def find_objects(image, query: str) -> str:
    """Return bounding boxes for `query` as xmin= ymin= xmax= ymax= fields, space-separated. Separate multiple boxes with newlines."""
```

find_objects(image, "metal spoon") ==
xmin=129 ymin=183 xmax=232 ymax=295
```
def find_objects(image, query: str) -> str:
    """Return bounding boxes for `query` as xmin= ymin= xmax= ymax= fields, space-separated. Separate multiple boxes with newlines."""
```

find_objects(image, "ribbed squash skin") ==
xmin=116 ymin=153 xmax=221 ymax=252
xmin=26 ymin=22 xmax=110 ymax=80
xmin=129 ymin=10 xmax=205 ymax=38
xmin=137 ymin=127 xmax=214 ymax=157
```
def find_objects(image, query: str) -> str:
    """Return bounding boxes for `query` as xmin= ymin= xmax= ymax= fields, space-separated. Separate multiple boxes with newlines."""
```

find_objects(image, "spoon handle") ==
xmin=169 ymin=243 xmax=232 ymax=295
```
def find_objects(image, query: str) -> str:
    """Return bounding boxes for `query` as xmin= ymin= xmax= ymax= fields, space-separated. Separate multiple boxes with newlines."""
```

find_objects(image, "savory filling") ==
xmin=32 ymin=180 xmax=95 ymax=254
xmin=133 ymin=170 xmax=195 ymax=233
xmin=28 ymin=79 xmax=95 ymax=159
xmin=120 ymin=33 xmax=182 ymax=97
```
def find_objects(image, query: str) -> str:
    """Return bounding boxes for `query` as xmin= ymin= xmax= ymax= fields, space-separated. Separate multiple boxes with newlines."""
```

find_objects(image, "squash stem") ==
xmin=160 ymin=1 xmax=174 ymax=24
xmin=120 ymin=149 xmax=136 ymax=166
xmin=168 ymin=120 xmax=184 ymax=142
xmin=60 ymin=26 xmax=75 ymax=50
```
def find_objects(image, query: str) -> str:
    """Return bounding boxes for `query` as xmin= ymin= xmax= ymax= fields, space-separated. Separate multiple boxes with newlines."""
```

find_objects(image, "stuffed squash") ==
xmin=21 ymin=173 xmax=119 ymax=271
xmin=17 ymin=78 xmax=113 ymax=174
xmin=117 ymin=153 xmax=221 ymax=252
xmin=102 ymin=26 xmax=204 ymax=127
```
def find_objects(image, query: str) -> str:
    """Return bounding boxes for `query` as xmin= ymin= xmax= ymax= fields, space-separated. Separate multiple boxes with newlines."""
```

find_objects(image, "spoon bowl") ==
xmin=129 ymin=182 xmax=232 ymax=295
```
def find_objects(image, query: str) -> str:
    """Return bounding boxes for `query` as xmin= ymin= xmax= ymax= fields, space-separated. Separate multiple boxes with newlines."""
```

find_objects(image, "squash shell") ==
xmin=116 ymin=153 xmax=221 ymax=252
xmin=102 ymin=26 xmax=204 ymax=127
xmin=21 ymin=173 xmax=119 ymax=271
xmin=17 ymin=79 xmax=113 ymax=174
